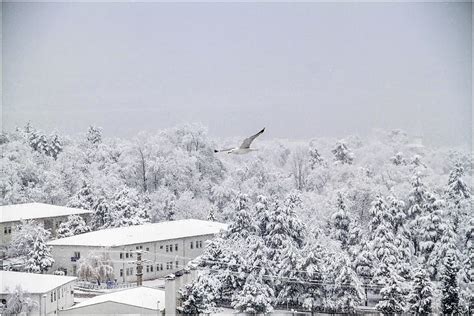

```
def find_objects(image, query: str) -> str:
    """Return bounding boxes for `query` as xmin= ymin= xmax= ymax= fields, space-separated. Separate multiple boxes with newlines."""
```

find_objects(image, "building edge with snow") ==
xmin=0 ymin=270 xmax=77 ymax=315
xmin=0 ymin=203 xmax=92 ymax=252
xmin=47 ymin=219 xmax=227 ymax=283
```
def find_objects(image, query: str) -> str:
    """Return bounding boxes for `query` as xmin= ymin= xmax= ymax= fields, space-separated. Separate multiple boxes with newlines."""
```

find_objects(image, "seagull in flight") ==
xmin=214 ymin=128 xmax=265 ymax=154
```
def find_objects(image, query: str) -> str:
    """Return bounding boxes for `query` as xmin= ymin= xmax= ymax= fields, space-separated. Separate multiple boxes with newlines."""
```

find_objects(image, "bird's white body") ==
xmin=215 ymin=128 xmax=265 ymax=155
xmin=227 ymin=148 xmax=258 ymax=154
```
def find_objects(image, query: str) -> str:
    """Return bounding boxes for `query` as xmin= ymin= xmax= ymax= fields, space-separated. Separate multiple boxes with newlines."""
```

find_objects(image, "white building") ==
xmin=60 ymin=286 xmax=165 ymax=315
xmin=0 ymin=271 xmax=77 ymax=316
xmin=48 ymin=219 xmax=227 ymax=283
xmin=1 ymin=203 xmax=92 ymax=251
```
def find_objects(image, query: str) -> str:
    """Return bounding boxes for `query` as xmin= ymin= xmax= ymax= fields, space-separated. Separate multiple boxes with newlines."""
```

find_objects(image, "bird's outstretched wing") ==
xmin=239 ymin=128 xmax=265 ymax=149
xmin=214 ymin=148 xmax=234 ymax=153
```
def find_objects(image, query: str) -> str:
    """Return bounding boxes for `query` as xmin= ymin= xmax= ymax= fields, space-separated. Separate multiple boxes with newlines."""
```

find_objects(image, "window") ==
xmin=3 ymin=226 xmax=11 ymax=234
xmin=120 ymin=253 xmax=123 ymax=259
xmin=130 ymin=253 xmax=133 ymax=258
xmin=146 ymin=247 xmax=149 ymax=251
xmin=74 ymin=252 xmax=80 ymax=259
xmin=130 ymin=268 xmax=134 ymax=275
xmin=160 ymin=264 xmax=163 ymax=271
xmin=175 ymin=244 xmax=178 ymax=251
xmin=170 ymin=245 xmax=173 ymax=252
xmin=151 ymin=265 xmax=153 ymax=272
xmin=7 ymin=227 xmax=11 ymax=234
xmin=146 ymin=266 xmax=150 ymax=273
xmin=166 ymin=245 xmax=169 ymax=252
xmin=176 ymin=261 xmax=179 ymax=268
xmin=51 ymin=292 xmax=53 ymax=303
xmin=190 ymin=241 xmax=194 ymax=249
xmin=199 ymin=241 xmax=203 ymax=248
xmin=120 ymin=269 xmax=123 ymax=277
xmin=126 ymin=253 xmax=129 ymax=258
xmin=54 ymin=291 xmax=56 ymax=301
xmin=160 ymin=245 xmax=163 ymax=249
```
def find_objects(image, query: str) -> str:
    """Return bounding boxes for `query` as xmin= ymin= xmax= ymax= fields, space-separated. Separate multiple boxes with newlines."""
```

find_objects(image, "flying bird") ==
xmin=214 ymin=128 xmax=265 ymax=154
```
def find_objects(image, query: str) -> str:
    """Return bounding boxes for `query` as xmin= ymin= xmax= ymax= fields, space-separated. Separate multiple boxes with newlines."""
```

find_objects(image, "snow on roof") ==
xmin=48 ymin=219 xmax=227 ymax=247
xmin=0 ymin=271 xmax=76 ymax=294
xmin=65 ymin=287 xmax=165 ymax=311
xmin=0 ymin=203 xmax=92 ymax=223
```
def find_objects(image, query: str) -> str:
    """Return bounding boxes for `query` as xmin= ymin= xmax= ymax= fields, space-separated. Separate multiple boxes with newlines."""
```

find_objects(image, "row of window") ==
xmin=119 ymin=261 xmax=180 ymax=277
xmin=165 ymin=244 xmax=178 ymax=252
xmin=3 ymin=226 xmax=12 ymax=235
xmin=50 ymin=285 xmax=69 ymax=303
xmin=190 ymin=240 xmax=203 ymax=249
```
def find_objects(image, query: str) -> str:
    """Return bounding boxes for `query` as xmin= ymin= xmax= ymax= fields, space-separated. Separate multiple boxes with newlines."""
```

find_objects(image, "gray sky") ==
xmin=3 ymin=2 xmax=472 ymax=146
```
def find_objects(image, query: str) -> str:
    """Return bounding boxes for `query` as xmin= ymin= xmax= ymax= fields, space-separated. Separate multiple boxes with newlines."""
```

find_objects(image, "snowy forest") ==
xmin=1 ymin=122 xmax=473 ymax=314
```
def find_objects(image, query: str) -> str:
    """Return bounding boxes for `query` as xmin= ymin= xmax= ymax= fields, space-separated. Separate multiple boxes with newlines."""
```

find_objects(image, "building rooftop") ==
xmin=65 ymin=286 xmax=165 ymax=311
xmin=0 ymin=271 xmax=76 ymax=294
xmin=48 ymin=219 xmax=227 ymax=247
xmin=0 ymin=203 xmax=92 ymax=224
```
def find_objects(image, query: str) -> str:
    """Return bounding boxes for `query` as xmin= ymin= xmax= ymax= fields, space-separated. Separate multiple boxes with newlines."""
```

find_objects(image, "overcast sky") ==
xmin=3 ymin=2 xmax=472 ymax=146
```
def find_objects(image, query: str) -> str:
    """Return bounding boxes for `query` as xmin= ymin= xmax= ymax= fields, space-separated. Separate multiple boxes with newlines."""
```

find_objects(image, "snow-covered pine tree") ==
xmin=332 ymin=254 xmax=364 ymax=313
xmin=407 ymin=267 xmax=433 ymax=314
xmin=353 ymin=240 xmax=375 ymax=285
xmin=428 ymin=221 xmax=459 ymax=280
xmin=25 ymin=233 xmax=55 ymax=273
xmin=86 ymin=126 xmax=102 ymax=145
xmin=46 ymin=133 xmax=62 ymax=160
xmin=332 ymin=140 xmax=354 ymax=165
xmin=309 ymin=146 xmax=326 ymax=169
xmin=331 ymin=193 xmax=352 ymax=251
xmin=207 ymin=205 xmax=217 ymax=221
xmin=299 ymin=243 xmax=327 ymax=312
xmin=231 ymin=274 xmax=274 ymax=314
xmin=390 ymin=152 xmax=406 ymax=166
xmin=375 ymin=265 xmax=406 ymax=314
xmin=178 ymin=273 xmax=221 ymax=314
xmin=67 ymin=181 xmax=95 ymax=211
xmin=109 ymin=187 xmax=150 ymax=227
xmin=445 ymin=162 xmax=471 ymax=232
xmin=56 ymin=215 xmax=91 ymax=238
xmin=91 ymin=196 xmax=113 ymax=229
xmin=387 ymin=194 xmax=406 ymax=234
xmin=441 ymin=251 xmax=460 ymax=314
xmin=225 ymin=193 xmax=256 ymax=240
xmin=407 ymin=172 xmax=428 ymax=255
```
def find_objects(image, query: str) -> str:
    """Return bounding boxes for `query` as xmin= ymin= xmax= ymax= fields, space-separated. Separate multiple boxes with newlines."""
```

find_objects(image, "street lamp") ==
xmin=156 ymin=300 xmax=160 ymax=316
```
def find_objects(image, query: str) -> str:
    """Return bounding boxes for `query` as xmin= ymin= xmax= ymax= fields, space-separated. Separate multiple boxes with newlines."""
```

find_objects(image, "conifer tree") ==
xmin=332 ymin=140 xmax=354 ymax=165
xmin=331 ymin=193 xmax=352 ymax=251
xmin=332 ymin=254 xmax=364 ymax=313
xmin=407 ymin=267 xmax=433 ymax=314
xmin=441 ymin=251 xmax=460 ymax=314
xmin=375 ymin=265 xmax=406 ymax=314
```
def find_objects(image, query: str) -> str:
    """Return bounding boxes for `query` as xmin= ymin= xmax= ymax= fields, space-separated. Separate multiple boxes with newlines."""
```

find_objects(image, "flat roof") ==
xmin=48 ymin=219 xmax=227 ymax=247
xmin=0 ymin=271 xmax=76 ymax=294
xmin=0 ymin=203 xmax=92 ymax=223
xmin=65 ymin=286 xmax=165 ymax=311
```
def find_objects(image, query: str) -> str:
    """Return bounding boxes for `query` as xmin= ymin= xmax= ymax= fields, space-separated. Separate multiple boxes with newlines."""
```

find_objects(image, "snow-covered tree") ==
xmin=299 ymin=243 xmax=326 ymax=311
xmin=232 ymin=274 xmax=274 ymax=314
xmin=77 ymin=252 xmax=114 ymax=285
xmin=225 ymin=193 xmax=256 ymax=240
xmin=390 ymin=152 xmax=406 ymax=166
xmin=56 ymin=215 xmax=91 ymax=238
xmin=375 ymin=265 xmax=406 ymax=314
xmin=86 ymin=126 xmax=102 ymax=145
xmin=108 ymin=187 xmax=150 ymax=227
xmin=309 ymin=146 xmax=326 ymax=169
xmin=2 ymin=286 xmax=38 ymax=316
xmin=178 ymin=273 xmax=221 ymax=314
xmin=8 ymin=220 xmax=54 ymax=273
xmin=330 ymin=193 xmax=352 ymax=251
xmin=407 ymin=172 xmax=428 ymax=254
xmin=332 ymin=140 xmax=354 ymax=165
xmin=407 ymin=267 xmax=433 ymax=314
xmin=67 ymin=181 xmax=95 ymax=211
xmin=331 ymin=254 xmax=364 ymax=313
xmin=441 ymin=251 xmax=460 ymax=314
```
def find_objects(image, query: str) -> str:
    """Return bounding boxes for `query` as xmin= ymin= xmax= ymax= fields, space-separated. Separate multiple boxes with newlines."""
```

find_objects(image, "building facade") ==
xmin=1 ymin=203 xmax=92 ymax=252
xmin=48 ymin=219 xmax=227 ymax=283
xmin=0 ymin=271 xmax=77 ymax=316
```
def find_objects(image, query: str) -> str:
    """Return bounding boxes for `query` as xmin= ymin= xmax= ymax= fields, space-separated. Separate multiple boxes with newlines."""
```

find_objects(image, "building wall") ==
xmin=50 ymin=234 xmax=215 ymax=284
xmin=0 ymin=280 xmax=75 ymax=316
xmin=59 ymin=301 xmax=157 ymax=315
xmin=1 ymin=214 xmax=91 ymax=251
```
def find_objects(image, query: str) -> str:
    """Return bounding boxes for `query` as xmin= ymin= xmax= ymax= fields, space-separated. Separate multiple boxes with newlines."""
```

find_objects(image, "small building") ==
xmin=1 ymin=203 xmax=92 ymax=251
xmin=60 ymin=286 xmax=165 ymax=315
xmin=0 ymin=270 xmax=77 ymax=315
xmin=48 ymin=219 xmax=227 ymax=283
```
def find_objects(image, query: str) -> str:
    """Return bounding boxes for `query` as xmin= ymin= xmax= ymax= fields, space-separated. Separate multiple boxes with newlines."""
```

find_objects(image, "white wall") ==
xmin=59 ymin=301 xmax=157 ymax=315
